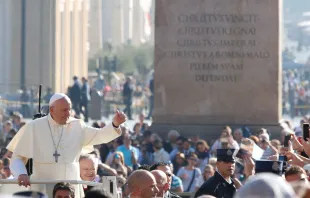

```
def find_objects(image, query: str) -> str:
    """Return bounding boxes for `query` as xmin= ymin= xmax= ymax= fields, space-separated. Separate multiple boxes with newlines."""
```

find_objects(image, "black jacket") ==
xmin=194 ymin=172 xmax=236 ymax=198
xmin=164 ymin=191 xmax=181 ymax=198
xmin=70 ymin=83 xmax=81 ymax=102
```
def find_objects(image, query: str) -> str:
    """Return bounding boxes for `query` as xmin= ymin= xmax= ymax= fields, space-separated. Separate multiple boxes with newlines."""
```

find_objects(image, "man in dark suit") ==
xmin=122 ymin=77 xmax=133 ymax=119
xmin=195 ymin=149 xmax=237 ymax=198
xmin=146 ymin=76 xmax=154 ymax=119
xmin=70 ymin=76 xmax=81 ymax=116
xmin=80 ymin=77 xmax=90 ymax=122
xmin=150 ymin=163 xmax=181 ymax=198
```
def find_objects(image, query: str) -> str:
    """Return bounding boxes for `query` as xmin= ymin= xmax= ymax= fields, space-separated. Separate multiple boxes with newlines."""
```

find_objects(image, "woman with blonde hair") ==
xmin=195 ymin=140 xmax=211 ymax=172
xmin=108 ymin=151 xmax=128 ymax=177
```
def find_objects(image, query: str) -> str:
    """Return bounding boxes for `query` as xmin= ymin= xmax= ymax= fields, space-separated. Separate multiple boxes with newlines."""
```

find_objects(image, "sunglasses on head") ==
xmin=300 ymin=177 xmax=307 ymax=181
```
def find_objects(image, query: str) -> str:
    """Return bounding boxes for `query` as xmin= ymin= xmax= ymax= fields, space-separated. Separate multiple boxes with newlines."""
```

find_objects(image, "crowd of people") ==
xmin=283 ymin=69 xmax=310 ymax=117
xmin=4 ymin=74 xmax=154 ymax=123
xmin=3 ymin=103 xmax=310 ymax=197
xmin=2 ymin=73 xmax=310 ymax=197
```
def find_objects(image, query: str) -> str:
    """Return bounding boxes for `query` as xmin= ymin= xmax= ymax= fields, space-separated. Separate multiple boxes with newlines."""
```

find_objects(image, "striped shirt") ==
xmin=171 ymin=175 xmax=183 ymax=192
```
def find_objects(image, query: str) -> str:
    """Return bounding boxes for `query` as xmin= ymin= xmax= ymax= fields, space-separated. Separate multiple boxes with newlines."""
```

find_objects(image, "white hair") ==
xmin=168 ymin=130 xmax=180 ymax=138
xmin=79 ymin=154 xmax=99 ymax=169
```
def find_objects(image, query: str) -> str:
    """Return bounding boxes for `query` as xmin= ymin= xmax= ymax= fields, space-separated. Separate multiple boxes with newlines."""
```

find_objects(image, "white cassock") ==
xmin=7 ymin=114 xmax=121 ymax=198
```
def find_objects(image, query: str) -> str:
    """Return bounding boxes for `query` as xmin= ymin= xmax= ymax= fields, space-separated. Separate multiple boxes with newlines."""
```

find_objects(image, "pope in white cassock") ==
xmin=6 ymin=93 xmax=126 ymax=197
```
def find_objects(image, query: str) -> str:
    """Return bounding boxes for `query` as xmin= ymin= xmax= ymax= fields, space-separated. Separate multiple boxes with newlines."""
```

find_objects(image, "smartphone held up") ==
xmin=283 ymin=134 xmax=292 ymax=148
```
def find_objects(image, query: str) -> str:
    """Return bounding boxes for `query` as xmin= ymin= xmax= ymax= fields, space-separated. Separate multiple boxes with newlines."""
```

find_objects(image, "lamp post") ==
xmin=20 ymin=0 xmax=26 ymax=89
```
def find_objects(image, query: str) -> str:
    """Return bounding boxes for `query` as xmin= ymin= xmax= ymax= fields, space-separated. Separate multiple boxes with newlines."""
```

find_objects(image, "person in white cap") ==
xmin=6 ymin=93 xmax=126 ymax=198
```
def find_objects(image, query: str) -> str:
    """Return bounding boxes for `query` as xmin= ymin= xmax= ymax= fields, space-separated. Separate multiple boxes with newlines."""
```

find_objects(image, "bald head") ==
xmin=151 ymin=170 xmax=168 ymax=196
xmin=128 ymin=170 xmax=156 ymax=188
xmin=151 ymin=170 xmax=167 ymax=184
xmin=127 ymin=170 xmax=158 ymax=198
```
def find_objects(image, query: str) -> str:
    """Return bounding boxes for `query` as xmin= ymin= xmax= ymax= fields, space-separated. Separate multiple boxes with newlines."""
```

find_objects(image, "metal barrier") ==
xmin=0 ymin=177 xmax=121 ymax=198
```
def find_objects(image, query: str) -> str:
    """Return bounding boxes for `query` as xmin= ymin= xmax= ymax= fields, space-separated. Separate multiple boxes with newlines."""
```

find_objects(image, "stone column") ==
xmin=152 ymin=0 xmax=282 ymax=138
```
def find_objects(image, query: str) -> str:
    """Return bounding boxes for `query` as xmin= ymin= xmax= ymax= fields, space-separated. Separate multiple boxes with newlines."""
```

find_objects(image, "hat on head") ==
xmin=255 ymin=160 xmax=283 ymax=176
xmin=49 ymin=93 xmax=71 ymax=106
xmin=216 ymin=149 xmax=237 ymax=163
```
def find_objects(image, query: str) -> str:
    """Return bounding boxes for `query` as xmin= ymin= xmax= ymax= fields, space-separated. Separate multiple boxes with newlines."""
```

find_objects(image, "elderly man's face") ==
xmin=79 ymin=158 xmax=97 ymax=181
xmin=286 ymin=172 xmax=308 ymax=183
xmin=50 ymin=99 xmax=71 ymax=125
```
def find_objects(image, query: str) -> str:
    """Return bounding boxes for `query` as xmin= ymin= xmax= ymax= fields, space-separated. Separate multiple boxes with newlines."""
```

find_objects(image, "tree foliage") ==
xmin=88 ymin=43 xmax=154 ymax=77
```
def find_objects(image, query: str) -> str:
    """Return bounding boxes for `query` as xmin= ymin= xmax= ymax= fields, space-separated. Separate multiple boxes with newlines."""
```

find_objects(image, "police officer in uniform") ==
xmin=195 ymin=149 xmax=238 ymax=198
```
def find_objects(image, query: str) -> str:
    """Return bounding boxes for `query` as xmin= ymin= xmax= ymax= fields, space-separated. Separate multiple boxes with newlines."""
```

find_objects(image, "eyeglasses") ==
xmin=189 ymin=158 xmax=197 ymax=161
xmin=157 ymin=182 xmax=168 ymax=187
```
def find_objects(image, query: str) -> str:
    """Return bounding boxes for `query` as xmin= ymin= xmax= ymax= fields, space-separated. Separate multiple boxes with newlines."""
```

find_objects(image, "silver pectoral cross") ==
xmin=53 ymin=150 xmax=61 ymax=163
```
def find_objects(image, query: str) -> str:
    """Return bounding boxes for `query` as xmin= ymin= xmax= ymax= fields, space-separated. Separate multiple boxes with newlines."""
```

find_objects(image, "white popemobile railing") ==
xmin=0 ymin=177 xmax=121 ymax=198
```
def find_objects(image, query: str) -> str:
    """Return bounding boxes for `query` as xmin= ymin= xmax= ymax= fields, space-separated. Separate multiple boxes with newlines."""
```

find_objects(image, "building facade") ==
xmin=101 ymin=0 xmax=154 ymax=47
xmin=0 ymin=0 xmax=12 ymax=93
xmin=0 ymin=0 xmax=89 ymax=93
xmin=88 ymin=0 xmax=103 ymax=58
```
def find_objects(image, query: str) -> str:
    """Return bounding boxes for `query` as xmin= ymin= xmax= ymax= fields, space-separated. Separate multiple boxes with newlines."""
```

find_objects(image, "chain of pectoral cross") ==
xmin=47 ymin=117 xmax=64 ymax=163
